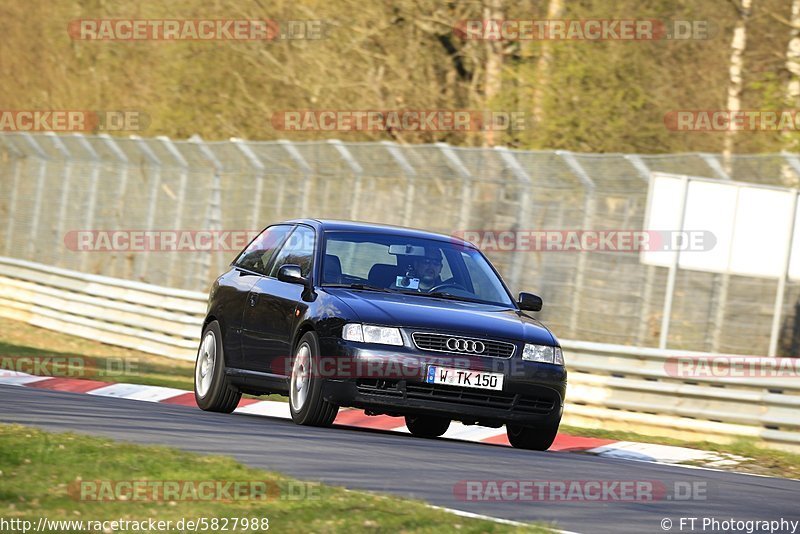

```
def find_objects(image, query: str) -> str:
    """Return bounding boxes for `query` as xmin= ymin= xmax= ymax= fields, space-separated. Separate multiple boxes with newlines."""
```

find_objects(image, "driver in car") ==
xmin=393 ymin=247 xmax=444 ymax=292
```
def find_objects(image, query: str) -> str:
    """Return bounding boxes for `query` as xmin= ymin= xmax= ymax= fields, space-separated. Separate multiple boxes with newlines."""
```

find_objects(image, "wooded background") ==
xmin=2 ymin=0 xmax=798 ymax=155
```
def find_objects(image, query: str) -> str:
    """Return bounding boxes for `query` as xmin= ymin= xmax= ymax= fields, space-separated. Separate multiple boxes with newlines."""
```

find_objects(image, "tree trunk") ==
xmin=723 ymin=0 xmax=753 ymax=168
xmin=482 ymin=0 xmax=503 ymax=146
xmin=532 ymin=0 xmax=564 ymax=126
xmin=783 ymin=0 xmax=800 ymax=182
xmin=786 ymin=0 xmax=800 ymax=106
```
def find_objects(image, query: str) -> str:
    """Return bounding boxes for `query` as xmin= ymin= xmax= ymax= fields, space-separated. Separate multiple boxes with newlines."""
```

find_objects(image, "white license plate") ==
xmin=425 ymin=365 xmax=504 ymax=391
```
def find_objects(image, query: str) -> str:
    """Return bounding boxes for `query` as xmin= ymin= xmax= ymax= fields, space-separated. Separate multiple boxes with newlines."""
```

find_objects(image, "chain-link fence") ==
xmin=1 ymin=131 xmax=799 ymax=356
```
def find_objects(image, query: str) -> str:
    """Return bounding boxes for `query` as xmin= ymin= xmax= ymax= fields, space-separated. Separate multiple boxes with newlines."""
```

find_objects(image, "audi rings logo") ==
xmin=446 ymin=338 xmax=485 ymax=354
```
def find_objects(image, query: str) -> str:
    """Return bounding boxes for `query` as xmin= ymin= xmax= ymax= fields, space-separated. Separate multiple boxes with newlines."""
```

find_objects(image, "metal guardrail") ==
xmin=1 ymin=255 xmax=798 ymax=451
xmin=0 ymin=256 xmax=205 ymax=361
xmin=562 ymin=340 xmax=800 ymax=450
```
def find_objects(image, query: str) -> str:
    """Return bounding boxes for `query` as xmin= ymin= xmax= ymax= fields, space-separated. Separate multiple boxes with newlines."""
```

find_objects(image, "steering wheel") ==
xmin=428 ymin=282 xmax=468 ymax=293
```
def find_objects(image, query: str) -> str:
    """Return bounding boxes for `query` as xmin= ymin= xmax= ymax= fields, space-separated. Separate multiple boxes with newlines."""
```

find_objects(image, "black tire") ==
xmin=506 ymin=421 xmax=560 ymax=451
xmin=194 ymin=320 xmax=241 ymax=413
xmin=405 ymin=415 xmax=450 ymax=438
xmin=289 ymin=331 xmax=339 ymax=426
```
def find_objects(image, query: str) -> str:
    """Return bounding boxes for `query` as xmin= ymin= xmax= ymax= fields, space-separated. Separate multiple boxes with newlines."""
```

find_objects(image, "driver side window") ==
xmin=269 ymin=226 xmax=316 ymax=278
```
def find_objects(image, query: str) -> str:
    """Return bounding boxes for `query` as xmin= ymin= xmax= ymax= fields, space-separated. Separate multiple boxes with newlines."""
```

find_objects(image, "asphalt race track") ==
xmin=2 ymin=385 xmax=798 ymax=534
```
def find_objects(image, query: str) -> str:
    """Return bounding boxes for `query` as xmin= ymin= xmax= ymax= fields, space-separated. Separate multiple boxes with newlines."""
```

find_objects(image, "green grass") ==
xmin=0 ymin=317 xmax=196 ymax=391
xmin=0 ymin=316 xmax=285 ymax=401
xmin=0 ymin=424 xmax=547 ymax=533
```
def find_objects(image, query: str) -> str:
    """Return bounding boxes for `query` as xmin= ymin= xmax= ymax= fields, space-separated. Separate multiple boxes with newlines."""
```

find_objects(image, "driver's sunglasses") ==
xmin=419 ymin=258 xmax=442 ymax=266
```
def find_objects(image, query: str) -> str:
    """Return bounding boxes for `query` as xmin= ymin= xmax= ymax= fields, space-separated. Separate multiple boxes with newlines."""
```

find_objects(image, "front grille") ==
xmin=412 ymin=332 xmax=516 ymax=358
xmin=355 ymin=379 xmax=555 ymax=415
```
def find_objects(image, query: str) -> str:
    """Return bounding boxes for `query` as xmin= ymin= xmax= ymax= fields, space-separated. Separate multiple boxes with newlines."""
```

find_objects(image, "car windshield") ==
xmin=322 ymin=231 xmax=514 ymax=307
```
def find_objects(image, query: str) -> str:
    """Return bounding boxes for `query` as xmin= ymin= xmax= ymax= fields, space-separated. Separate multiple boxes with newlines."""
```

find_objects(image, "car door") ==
xmin=241 ymin=225 xmax=316 ymax=375
xmin=226 ymin=224 xmax=294 ymax=368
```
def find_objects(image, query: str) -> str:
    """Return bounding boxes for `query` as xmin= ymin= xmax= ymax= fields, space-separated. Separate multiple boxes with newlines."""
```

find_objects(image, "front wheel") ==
xmin=506 ymin=421 xmax=560 ymax=451
xmin=289 ymin=332 xmax=339 ymax=426
xmin=405 ymin=415 xmax=450 ymax=438
xmin=194 ymin=320 xmax=241 ymax=413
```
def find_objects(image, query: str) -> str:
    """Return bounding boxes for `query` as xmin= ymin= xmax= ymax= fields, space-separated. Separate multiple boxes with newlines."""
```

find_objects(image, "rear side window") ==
xmin=234 ymin=225 xmax=293 ymax=275
xmin=269 ymin=226 xmax=316 ymax=278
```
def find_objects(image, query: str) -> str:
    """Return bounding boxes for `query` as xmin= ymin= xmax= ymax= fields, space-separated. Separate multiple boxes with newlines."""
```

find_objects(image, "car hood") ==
xmin=325 ymin=288 xmax=556 ymax=345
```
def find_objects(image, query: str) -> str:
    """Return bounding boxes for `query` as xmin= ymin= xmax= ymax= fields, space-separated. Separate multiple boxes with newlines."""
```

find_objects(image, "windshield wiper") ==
xmin=327 ymin=284 xmax=491 ymax=304
xmin=394 ymin=289 xmax=480 ymax=303
xmin=325 ymin=283 xmax=392 ymax=293
xmin=427 ymin=291 xmax=482 ymax=303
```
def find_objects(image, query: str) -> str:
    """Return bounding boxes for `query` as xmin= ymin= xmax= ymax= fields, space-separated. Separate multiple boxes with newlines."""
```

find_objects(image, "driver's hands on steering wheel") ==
xmin=427 ymin=282 xmax=468 ymax=293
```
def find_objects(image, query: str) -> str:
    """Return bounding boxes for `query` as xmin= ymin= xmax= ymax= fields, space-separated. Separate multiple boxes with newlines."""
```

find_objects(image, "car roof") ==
xmin=284 ymin=218 xmax=475 ymax=248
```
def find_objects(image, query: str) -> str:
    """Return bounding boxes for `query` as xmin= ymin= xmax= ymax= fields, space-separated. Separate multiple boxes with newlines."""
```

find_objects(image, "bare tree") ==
xmin=531 ymin=0 xmax=563 ymax=126
xmin=786 ymin=0 xmax=800 ymax=106
xmin=481 ymin=0 xmax=504 ymax=146
xmin=785 ymin=0 xmax=800 ymax=164
xmin=723 ymin=0 xmax=754 ymax=166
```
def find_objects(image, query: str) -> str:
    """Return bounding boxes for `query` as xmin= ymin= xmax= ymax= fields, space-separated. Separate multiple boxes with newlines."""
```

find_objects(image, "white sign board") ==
xmin=642 ymin=173 xmax=797 ymax=279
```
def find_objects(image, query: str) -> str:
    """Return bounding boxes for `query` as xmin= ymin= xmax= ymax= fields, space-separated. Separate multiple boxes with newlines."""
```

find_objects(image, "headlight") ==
xmin=342 ymin=323 xmax=404 ymax=346
xmin=522 ymin=344 xmax=564 ymax=365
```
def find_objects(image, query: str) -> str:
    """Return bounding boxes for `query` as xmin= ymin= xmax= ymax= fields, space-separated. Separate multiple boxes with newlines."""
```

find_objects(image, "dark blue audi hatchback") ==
xmin=195 ymin=219 xmax=566 ymax=450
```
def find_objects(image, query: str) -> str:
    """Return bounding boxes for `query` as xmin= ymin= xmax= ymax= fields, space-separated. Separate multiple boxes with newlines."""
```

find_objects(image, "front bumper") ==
xmin=318 ymin=337 xmax=566 ymax=427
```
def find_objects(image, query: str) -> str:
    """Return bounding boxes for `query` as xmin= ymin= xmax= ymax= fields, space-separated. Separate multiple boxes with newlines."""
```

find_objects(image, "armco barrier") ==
xmin=562 ymin=341 xmax=800 ymax=450
xmin=0 ymin=256 xmax=204 ymax=361
xmin=1 ymin=255 xmax=798 ymax=451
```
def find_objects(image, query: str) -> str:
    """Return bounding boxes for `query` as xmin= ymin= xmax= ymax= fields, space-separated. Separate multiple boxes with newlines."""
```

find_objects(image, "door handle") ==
xmin=248 ymin=293 xmax=259 ymax=307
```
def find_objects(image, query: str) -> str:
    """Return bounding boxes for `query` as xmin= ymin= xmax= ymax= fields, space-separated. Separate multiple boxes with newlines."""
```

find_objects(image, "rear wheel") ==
xmin=194 ymin=321 xmax=241 ymax=413
xmin=405 ymin=415 xmax=450 ymax=438
xmin=506 ymin=421 xmax=559 ymax=451
xmin=289 ymin=332 xmax=339 ymax=426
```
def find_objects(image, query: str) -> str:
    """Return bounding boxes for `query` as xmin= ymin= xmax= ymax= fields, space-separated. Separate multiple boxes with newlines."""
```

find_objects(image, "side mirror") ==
xmin=277 ymin=264 xmax=306 ymax=285
xmin=518 ymin=292 xmax=543 ymax=312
